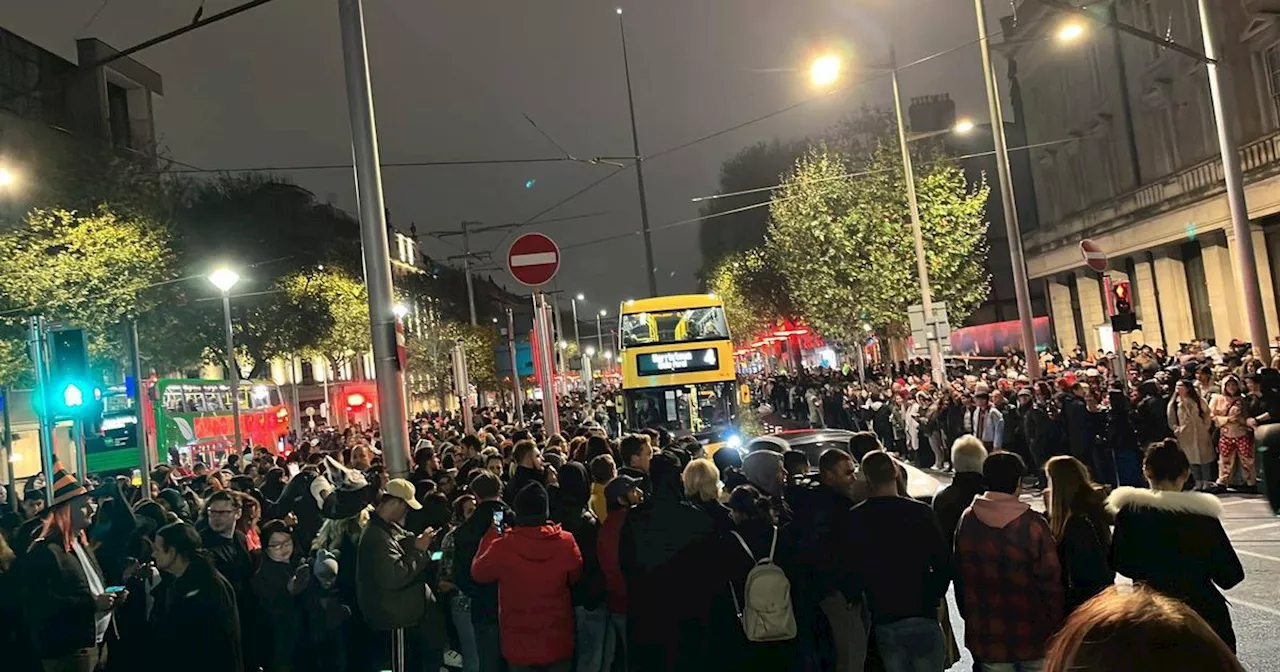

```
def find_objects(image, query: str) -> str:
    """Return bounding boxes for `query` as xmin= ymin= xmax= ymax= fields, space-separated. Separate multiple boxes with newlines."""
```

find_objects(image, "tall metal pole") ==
xmin=29 ymin=317 xmax=55 ymax=503
xmin=596 ymin=312 xmax=606 ymax=356
xmin=536 ymin=293 xmax=561 ymax=436
xmin=73 ymin=420 xmax=87 ymax=485
xmin=1 ymin=385 xmax=16 ymax=513
xmin=889 ymin=48 xmax=946 ymax=385
xmin=1197 ymin=0 xmax=1270 ymax=359
xmin=321 ymin=360 xmax=332 ymax=427
xmin=551 ymin=291 xmax=566 ymax=395
xmin=975 ymin=0 xmax=1040 ymax=378
xmin=571 ymin=298 xmax=582 ymax=352
xmin=507 ymin=308 xmax=524 ymax=424
xmin=221 ymin=293 xmax=244 ymax=454
xmin=124 ymin=319 xmax=151 ymax=497
xmin=463 ymin=221 xmax=478 ymax=326
xmin=452 ymin=340 xmax=473 ymax=433
xmin=618 ymin=9 xmax=657 ymax=297
xmin=337 ymin=0 xmax=410 ymax=476
xmin=289 ymin=355 xmax=302 ymax=437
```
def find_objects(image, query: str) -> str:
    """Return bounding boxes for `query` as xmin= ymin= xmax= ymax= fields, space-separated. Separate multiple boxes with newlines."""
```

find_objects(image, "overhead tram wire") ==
xmin=559 ymin=135 xmax=1086 ymax=255
xmin=165 ymin=156 xmax=587 ymax=174
xmin=689 ymin=137 xmax=1079 ymax=203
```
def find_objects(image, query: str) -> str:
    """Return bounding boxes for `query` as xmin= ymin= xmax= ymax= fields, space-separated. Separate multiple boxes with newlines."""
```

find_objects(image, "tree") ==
xmin=284 ymin=268 xmax=371 ymax=369
xmin=0 ymin=208 xmax=177 ymax=383
xmin=404 ymin=319 xmax=498 ymax=408
xmin=706 ymin=248 xmax=795 ymax=344
xmin=768 ymin=140 xmax=990 ymax=343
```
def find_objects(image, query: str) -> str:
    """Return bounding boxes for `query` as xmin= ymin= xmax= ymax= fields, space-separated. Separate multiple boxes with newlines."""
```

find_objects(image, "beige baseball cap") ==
xmin=384 ymin=478 xmax=422 ymax=509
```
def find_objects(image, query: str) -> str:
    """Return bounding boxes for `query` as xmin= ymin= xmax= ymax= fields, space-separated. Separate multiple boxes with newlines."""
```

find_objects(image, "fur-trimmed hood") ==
xmin=1105 ymin=486 xmax=1223 ymax=519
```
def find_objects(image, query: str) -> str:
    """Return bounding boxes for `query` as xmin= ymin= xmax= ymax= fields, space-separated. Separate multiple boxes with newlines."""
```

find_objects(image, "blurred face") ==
xmin=265 ymin=531 xmax=294 ymax=563
xmin=632 ymin=443 xmax=653 ymax=473
xmin=1248 ymin=378 xmax=1262 ymax=395
xmin=207 ymin=500 xmax=241 ymax=535
xmin=460 ymin=498 xmax=477 ymax=521
xmin=821 ymin=456 xmax=856 ymax=492
xmin=70 ymin=496 xmax=93 ymax=530
xmin=1176 ymin=381 xmax=1189 ymax=397
xmin=1225 ymin=379 xmax=1241 ymax=396
xmin=24 ymin=496 xmax=45 ymax=518
xmin=154 ymin=537 xmax=178 ymax=573
xmin=976 ymin=396 xmax=989 ymax=410
xmin=486 ymin=457 xmax=504 ymax=477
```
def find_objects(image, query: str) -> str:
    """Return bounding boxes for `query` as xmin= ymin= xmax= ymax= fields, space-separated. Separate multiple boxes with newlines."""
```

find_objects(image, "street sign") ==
xmin=908 ymin=302 xmax=952 ymax=353
xmin=1080 ymin=238 xmax=1108 ymax=272
xmin=508 ymin=233 xmax=561 ymax=286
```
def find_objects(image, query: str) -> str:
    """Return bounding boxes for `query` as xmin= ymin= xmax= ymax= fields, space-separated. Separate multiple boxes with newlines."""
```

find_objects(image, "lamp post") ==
xmin=616 ymin=7 xmax=657 ymax=297
xmin=596 ymin=309 xmax=608 ymax=358
xmin=572 ymin=293 xmax=584 ymax=353
xmin=209 ymin=268 xmax=243 ymax=454
xmin=810 ymin=51 xmax=974 ymax=384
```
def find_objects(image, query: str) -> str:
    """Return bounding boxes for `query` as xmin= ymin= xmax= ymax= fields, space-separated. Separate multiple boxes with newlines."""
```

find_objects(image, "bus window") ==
xmin=621 ymin=306 xmax=729 ymax=346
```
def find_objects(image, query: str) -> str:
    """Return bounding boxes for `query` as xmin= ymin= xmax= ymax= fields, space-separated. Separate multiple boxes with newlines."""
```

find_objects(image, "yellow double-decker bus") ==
xmin=618 ymin=294 xmax=740 ymax=452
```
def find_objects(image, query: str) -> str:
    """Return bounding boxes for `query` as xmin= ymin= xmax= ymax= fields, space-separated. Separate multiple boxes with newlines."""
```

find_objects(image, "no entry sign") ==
xmin=508 ymin=233 xmax=561 ymax=286
xmin=1080 ymin=238 xmax=1108 ymax=273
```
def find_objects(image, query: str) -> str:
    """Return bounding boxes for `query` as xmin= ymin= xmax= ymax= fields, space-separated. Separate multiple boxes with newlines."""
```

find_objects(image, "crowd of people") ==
xmin=0 ymin=336 xmax=1263 ymax=672
xmin=754 ymin=338 xmax=1280 ymax=495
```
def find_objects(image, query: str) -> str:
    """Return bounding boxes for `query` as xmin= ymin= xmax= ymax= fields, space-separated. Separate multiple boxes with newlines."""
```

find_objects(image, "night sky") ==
xmin=2 ymin=0 xmax=1013 ymax=309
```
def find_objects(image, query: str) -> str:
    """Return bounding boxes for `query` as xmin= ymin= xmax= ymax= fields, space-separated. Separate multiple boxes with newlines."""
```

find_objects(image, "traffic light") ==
xmin=1110 ymin=281 xmax=1138 ymax=332
xmin=46 ymin=327 xmax=100 ymax=418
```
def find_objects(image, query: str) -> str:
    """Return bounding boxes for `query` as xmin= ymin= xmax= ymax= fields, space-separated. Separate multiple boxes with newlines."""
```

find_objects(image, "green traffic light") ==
xmin=62 ymin=383 xmax=84 ymax=408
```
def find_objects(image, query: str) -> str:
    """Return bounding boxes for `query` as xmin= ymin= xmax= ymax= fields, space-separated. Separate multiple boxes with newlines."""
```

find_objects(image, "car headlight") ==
xmin=726 ymin=434 xmax=742 ymax=449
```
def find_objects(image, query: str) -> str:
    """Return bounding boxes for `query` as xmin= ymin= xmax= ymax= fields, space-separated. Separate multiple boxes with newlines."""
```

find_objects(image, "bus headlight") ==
xmin=726 ymin=434 xmax=742 ymax=449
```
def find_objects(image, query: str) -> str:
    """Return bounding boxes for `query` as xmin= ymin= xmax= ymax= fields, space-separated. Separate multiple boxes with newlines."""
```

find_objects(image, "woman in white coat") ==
xmin=1167 ymin=379 xmax=1216 ymax=487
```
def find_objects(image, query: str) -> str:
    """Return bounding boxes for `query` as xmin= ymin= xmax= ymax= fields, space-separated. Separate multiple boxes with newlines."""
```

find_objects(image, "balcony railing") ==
xmin=1026 ymin=128 xmax=1280 ymax=254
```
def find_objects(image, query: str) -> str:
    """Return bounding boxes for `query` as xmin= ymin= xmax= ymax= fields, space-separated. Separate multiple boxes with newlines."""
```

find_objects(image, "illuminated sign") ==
xmin=636 ymin=348 xmax=720 ymax=376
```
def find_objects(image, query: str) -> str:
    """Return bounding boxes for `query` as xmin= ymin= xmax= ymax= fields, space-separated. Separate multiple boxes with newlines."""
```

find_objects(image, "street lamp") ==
xmin=1056 ymin=21 xmax=1086 ymax=43
xmin=597 ymin=308 xmax=608 ymax=356
xmin=953 ymin=118 xmax=976 ymax=135
xmin=208 ymin=268 xmax=243 ymax=453
xmin=809 ymin=54 xmax=842 ymax=88
xmin=0 ymin=165 xmax=16 ymax=187
xmin=393 ymin=304 xmax=409 ymax=319
xmin=570 ymin=294 xmax=585 ymax=353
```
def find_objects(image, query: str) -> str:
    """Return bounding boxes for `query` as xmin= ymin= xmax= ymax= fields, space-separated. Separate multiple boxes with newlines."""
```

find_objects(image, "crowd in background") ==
xmin=0 ymin=335 xmax=1263 ymax=672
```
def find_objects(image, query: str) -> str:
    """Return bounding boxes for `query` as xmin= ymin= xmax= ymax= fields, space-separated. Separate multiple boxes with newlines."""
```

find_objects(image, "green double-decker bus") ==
xmin=86 ymin=378 xmax=290 ymax=474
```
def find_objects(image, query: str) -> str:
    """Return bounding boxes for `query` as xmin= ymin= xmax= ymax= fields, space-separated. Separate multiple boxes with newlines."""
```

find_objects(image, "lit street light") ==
xmin=393 ymin=304 xmax=409 ymax=319
xmin=809 ymin=54 xmax=842 ymax=88
xmin=1056 ymin=21 xmax=1085 ymax=42
xmin=596 ymin=308 xmax=608 ymax=356
xmin=571 ymin=294 xmax=585 ymax=353
xmin=0 ymin=165 xmax=16 ymax=187
xmin=208 ymin=268 xmax=243 ymax=453
xmin=953 ymin=118 xmax=976 ymax=135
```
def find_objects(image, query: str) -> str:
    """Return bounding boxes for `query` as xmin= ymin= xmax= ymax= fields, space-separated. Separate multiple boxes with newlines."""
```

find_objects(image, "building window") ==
xmin=1263 ymin=43 xmax=1280 ymax=126
xmin=1182 ymin=243 xmax=1214 ymax=341
xmin=107 ymin=83 xmax=132 ymax=149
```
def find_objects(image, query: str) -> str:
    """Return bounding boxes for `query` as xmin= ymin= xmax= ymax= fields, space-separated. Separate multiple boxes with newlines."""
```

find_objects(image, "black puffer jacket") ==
xmin=1107 ymin=487 xmax=1244 ymax=651
xmin=553 ymin=462 xmax=605 ymax=611
xmin=452 ymin=498 xmax=512 ymax=626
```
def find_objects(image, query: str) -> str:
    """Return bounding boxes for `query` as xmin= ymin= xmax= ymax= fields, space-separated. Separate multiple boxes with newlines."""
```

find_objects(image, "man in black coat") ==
xmin=201 ymin=490 xmax=259 ymax=670
xmin=502 ymin=440 xmax=546 ymax=505
xmin=1061 ymin=383 xmax=1092 ymax=462
xmin=151 ymin=521 xmax=243 ymax=672
xmin=619 ymin=453 xmax=715 ymax=672
xmin=452 ymin=471 xmax=513 ymax=672
xmin=552 ymin=461 xmax=609 ymax=670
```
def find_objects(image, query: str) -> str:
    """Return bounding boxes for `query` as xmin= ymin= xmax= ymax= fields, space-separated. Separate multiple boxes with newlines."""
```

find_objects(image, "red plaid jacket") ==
xmin=954 ymin=507 xmax=1064 ymax=663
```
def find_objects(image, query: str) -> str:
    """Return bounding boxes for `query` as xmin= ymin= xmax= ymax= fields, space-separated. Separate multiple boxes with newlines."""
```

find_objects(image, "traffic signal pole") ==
xmin=124 ymin=319 xmax=152 ymax=498
xmin=1 ymin=385 xmax=15 ymax=513
xmin=29 ymin=317 xmax=55 ymax=502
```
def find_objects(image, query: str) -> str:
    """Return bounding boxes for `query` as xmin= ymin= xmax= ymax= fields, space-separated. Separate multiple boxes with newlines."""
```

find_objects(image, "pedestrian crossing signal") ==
xmin=1111 ymin=281 xmax=1137 ymax=332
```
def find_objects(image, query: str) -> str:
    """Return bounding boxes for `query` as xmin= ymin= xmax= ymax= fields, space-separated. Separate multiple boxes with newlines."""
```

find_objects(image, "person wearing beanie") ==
xmin=472 ymin=482 xmax=583 ymax=670
xmin=553 ymin=462 xmax=608 ymax=671
xmin=742 ymin=450 xmax=787 ymax=498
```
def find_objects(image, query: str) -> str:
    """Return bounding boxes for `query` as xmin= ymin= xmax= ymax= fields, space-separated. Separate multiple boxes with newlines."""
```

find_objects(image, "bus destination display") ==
xmin=636 ymin=348 xmax=720 ymax=376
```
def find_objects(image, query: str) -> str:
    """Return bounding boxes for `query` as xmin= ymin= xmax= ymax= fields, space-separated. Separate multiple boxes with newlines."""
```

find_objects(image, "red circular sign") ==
xmin=1079 ymin=238 xmax=1108 ymax=273
xmin=508 ymin=233 xmax=561 ymax=286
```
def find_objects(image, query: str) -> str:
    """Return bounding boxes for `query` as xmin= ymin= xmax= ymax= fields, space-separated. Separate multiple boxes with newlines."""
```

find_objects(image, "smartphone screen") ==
xmin=287 ymin=463 xmax=301 ymax=477
xmin=492 ymin=510 xmax=504 ymax=535
xmin=430 ymin=550 xmax=443 ymax=561
xmin=104 ymin=586 xmax=126 ymax=594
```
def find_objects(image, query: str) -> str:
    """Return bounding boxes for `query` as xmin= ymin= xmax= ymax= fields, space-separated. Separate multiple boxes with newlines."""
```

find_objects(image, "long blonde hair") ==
xmin=1046 ymin=456 xmax=1111 ymax=543
xmin=312 ymin=508 xmax=370 ymax=553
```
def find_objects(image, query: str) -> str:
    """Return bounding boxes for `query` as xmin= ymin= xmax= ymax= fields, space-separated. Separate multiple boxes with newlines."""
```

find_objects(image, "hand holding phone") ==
xmin=492 ymin=510 xmax=505 ymax=535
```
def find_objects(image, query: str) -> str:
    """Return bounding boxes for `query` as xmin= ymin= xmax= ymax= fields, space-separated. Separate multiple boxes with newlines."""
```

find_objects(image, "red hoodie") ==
xmin=596 ymin=508 xmax=628 ymax=616
xmin=472 ymin=523 xmax=583 ymax=666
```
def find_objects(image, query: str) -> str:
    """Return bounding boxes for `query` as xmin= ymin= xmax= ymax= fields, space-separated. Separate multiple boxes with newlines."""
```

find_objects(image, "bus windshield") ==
xmin=620 ymin=306 xmax=729 ymax=347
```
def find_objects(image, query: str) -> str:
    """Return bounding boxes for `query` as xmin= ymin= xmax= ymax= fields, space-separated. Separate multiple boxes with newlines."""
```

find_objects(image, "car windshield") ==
xmin=620 ymin=306 xmax=729 ymax=347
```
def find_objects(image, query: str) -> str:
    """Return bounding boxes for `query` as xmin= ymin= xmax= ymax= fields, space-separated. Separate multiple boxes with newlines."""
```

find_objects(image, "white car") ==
xmin=743 ymin=429 xmax=941 ymax=502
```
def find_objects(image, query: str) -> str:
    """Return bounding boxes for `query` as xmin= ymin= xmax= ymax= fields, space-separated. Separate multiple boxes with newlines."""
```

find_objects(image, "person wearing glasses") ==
xmin=253 ymin=520 xmax=306 ymax=672
xmin=202 ymin=489 xmax=263 ymax=670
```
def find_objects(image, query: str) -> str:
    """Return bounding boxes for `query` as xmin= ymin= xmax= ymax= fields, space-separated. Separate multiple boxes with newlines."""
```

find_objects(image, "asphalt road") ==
xmin=930 ymin=472 xmax=1280 ymax=671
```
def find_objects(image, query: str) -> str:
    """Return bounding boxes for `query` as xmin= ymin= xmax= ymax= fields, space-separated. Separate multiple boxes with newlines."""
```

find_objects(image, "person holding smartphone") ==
xmin=451 ymin=472 xmax=513 ymax=672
